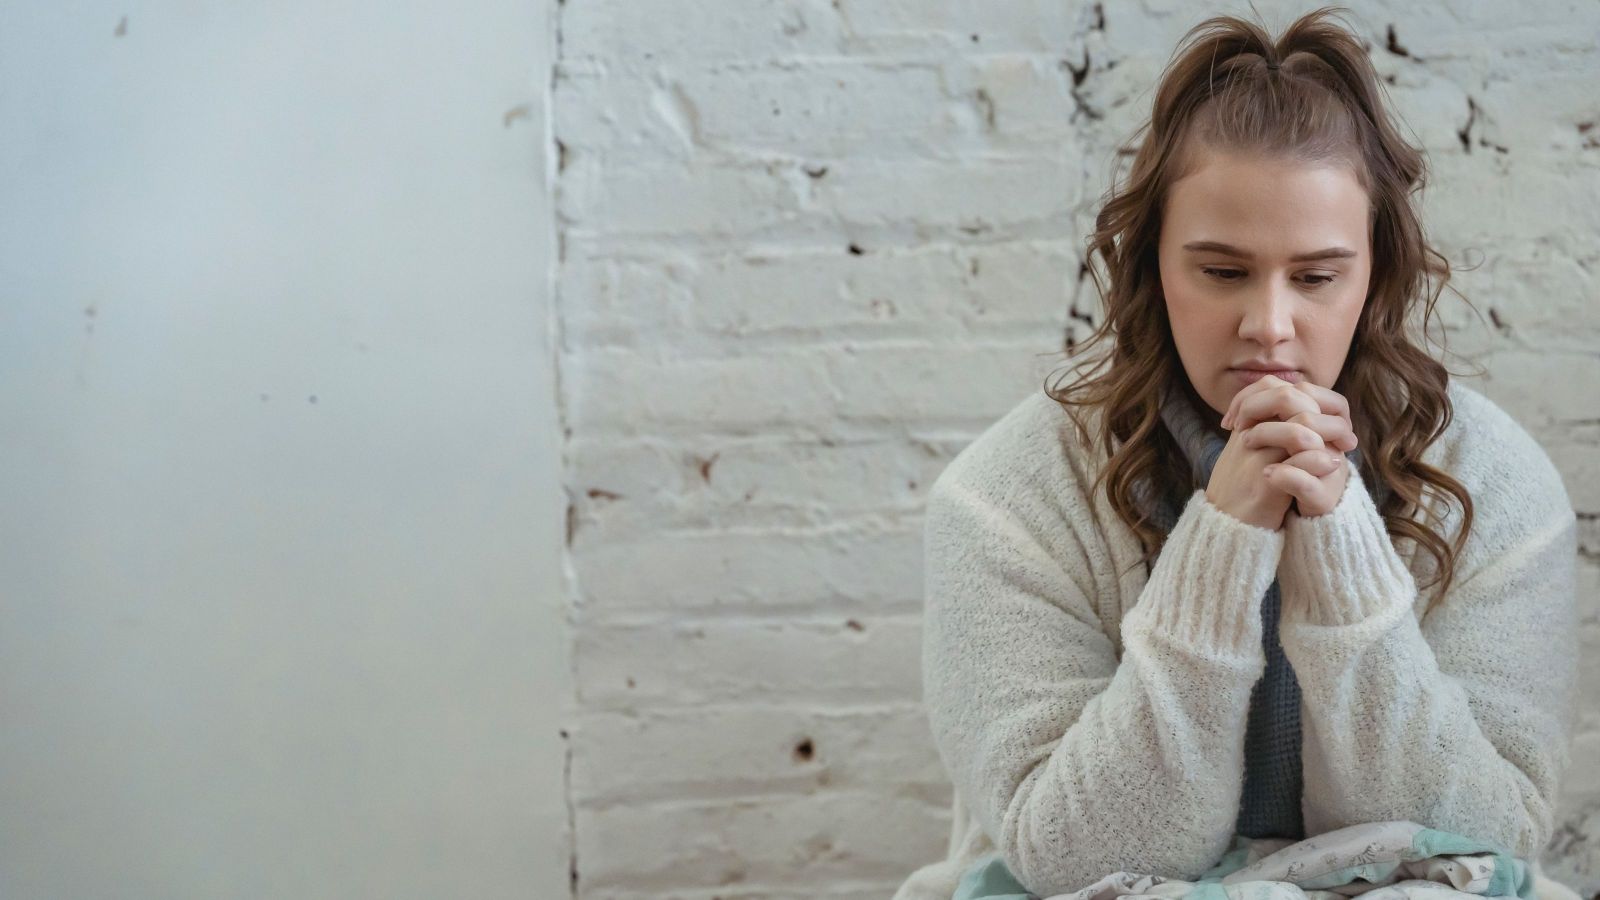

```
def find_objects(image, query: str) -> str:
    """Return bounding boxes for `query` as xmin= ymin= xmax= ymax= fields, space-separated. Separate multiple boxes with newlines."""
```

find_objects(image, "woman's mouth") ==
xmin=1230 ymin=368 xmax=1303 ymax=384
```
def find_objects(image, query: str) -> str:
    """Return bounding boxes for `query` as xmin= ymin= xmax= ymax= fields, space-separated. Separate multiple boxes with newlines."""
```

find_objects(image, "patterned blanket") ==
xmin=953 ymin=821 xmax=1558 ymax=900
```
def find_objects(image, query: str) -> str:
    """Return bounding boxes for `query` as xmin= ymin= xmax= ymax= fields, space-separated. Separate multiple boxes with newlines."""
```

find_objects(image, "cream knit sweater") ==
xmin=894 ymin=378 xmax=1580 ymax=900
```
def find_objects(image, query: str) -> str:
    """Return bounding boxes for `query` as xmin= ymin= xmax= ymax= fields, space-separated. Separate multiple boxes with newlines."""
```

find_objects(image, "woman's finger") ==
xmin=1244 ymin=420 xmax=1357 ymax=463
xmin=1238 ymin=416 xmax=1327 ymax=457
xmin=1266 ymin=448 xmax=1345 ymax=517
xmin=1228 ymin=387 xmax=1357 ymax=452
xmin=1221 ymin=375 xmax=1281 ymax=429
xmin=1284 ymin=411 xmax=1358 ymax=452
xmin=1290 ymin=380 xmax=1352 ymax=424
xmin=1279 ymin=446 xmax=1346 ymax=475
xmin=1263 ymin=461 xmax=1314 ymax=504
xmin=1228 ymin=384 xmax=1318 ymax=432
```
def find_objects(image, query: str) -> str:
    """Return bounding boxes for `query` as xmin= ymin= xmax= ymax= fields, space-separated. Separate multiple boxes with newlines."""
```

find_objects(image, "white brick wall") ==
xmin=552 ymin=1 xmax=1600 ymax=896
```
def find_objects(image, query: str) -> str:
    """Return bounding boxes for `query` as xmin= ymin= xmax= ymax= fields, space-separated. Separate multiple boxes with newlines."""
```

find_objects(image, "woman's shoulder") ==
xmin=1422 ymin=379 xmax=1577 ymax=567
xmin=1433 ymin=379 xmax=1572 ymax=517
xmin=930 ymin=388 xmax=1104 ymax=514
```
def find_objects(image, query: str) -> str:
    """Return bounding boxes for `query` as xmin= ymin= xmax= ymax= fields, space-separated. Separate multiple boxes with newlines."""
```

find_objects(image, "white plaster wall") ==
xmin=0 ymin=2 xmax=568 ymax=898
xmin=552 ymin=1 xmax=1599 ymax=898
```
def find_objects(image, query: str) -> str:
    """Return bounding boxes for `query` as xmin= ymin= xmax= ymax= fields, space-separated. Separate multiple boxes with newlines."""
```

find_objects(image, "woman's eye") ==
xmin=1201 ymin=268 xmax=1336 ymax=288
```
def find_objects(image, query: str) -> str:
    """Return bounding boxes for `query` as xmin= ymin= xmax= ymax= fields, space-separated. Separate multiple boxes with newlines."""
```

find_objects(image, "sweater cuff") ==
xmin=1278 ymin=455 xmax=1416 ymax=626
xmin=1123 ymin=488 xmax=1285 ymax=660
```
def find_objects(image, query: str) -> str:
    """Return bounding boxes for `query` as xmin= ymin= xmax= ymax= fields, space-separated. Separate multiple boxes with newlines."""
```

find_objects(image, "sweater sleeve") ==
xmin=1276 ymin=453 xmax=1580 ymax=861
xmin=920 ymin=469 xmax=1284 ymax=898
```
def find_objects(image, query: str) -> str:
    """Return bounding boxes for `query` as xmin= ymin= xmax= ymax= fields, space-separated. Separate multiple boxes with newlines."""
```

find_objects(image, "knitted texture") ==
xmin=893 ymin=379 xmax=1579 ymax=900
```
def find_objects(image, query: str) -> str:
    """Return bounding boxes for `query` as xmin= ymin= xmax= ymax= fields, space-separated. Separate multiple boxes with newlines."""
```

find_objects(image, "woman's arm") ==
xmin=1276 ymin=453 xmax=1580 ymax=860
xmin=921 ymin=467 xmax=1283 ymax=897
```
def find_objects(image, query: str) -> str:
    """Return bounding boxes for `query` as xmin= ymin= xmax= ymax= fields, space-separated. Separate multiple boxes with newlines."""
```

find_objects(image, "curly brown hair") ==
xmin=1045 ymin=5 xmax=1482 ymax=618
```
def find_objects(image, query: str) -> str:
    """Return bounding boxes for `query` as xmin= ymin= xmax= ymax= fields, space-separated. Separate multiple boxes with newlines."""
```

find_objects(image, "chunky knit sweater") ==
xmin=893 ymin=378 xmax=1579 ymax=900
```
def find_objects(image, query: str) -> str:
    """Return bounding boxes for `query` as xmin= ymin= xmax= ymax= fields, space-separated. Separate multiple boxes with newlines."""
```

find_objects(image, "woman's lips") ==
xmin=1230 ymin=368 xmax=1303 ymax=384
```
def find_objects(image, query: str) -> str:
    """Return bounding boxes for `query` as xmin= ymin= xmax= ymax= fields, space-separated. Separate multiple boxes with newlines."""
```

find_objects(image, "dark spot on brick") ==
xmin=974 ymin=87 xmax=996 ymax=130
xmin=1069 ymin=303 xmax=1095 ymax=331
xmin=1384 ymin=24 xmax=1413 ymax=59
xmin=114 ymin=16 xmax=126 ymax=37
xmin=502 ymin=103 xmax=534 ymax=128
xmin=555 ymin=139 xmax=569 ymax=174
xmin=565 ymin=502 xmax=578 ymax=546
xmin=1457 ymin=96 xmax=1477 ymax=154
xmin=626 ymin=676 xmax=635 ymax=688
xmin=907 ymin=479 xmax=917 ymax=490
xmin=848 ymin=242 xmax=864 ymax=255
xmin=970 ymin=33 xmax=979 ymax=43
xmin=970 ymin=257 xmax=981 ymax=277
xmin=1061 ymin=49 xmax=1102 ymax=122
xmin=845 ymin=618 xmax=864 ymax=631
xmin=793 ymin=738 xmax=814 ymax=761
xmin=803 ymin=163 xmax=829 ymax=178
xmin=800 ymin=834 xmax=835 ymax=860
xmin=84 ymin=305 xmax=97 ymax=317
xmin=697 ymin=452 xmax=720 ymax=482
xmin=1063 ymin=49 xmax=1089 ymax=87
xmin=308 ymin=394 xmax=317 ymax=404
xmin=743 ymin=489 xmax=754 ymax=501
xmin=559 ymin=728 xmax=568 ymax=738
xmin=587 ymin=487 xmax=623 ymax=501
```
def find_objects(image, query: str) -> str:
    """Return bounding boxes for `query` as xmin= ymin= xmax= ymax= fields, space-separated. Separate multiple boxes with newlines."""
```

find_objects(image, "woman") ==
xmin=893 ymin=8 xmax=1580 ymax=900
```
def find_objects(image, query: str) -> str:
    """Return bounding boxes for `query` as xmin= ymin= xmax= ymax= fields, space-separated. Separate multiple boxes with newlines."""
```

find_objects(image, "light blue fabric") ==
xmin=951 ymin=820 xmax=1536 ymax=900
xmin=953 ymin=854 xmax=1032 ymax=900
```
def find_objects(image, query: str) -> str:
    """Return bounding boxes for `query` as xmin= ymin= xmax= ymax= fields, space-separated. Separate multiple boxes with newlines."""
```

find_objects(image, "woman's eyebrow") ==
xmin=1182 ymin=240 xmax=1358 ymax=262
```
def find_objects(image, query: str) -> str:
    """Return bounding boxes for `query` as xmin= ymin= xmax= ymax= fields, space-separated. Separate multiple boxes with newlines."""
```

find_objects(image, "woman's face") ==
xmin=1156 ymin=148 xmax=1372 ymax=431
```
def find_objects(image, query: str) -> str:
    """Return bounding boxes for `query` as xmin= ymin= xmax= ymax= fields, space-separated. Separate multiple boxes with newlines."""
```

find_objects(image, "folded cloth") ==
xmin=952 ymin=820 xmax=1581 ymax=900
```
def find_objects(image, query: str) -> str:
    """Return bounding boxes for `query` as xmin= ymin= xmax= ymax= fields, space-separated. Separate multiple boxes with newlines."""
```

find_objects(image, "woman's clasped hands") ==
xmin=1206 ymin=374 xmax=1359 ymax=530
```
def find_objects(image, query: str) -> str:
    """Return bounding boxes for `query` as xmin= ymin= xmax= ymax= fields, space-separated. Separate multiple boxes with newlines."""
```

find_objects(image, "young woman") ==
xmin=894 ymin=8 xmax=1580 ymax=900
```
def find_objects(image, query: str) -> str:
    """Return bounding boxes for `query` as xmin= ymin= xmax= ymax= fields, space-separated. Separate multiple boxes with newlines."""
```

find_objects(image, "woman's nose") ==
xmin=1237 ymin=288 xmax=1296 ymax=343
